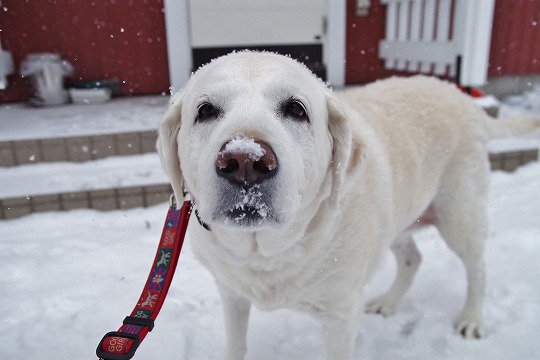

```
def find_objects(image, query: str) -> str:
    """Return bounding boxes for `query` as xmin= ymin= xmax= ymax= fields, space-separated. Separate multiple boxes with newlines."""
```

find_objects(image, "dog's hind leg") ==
xmin=366 ymin=232 xmax=422 ymax=316
xmin=434 ymin=198 xmax=487 ymax=339
xmin=433 ymin=166 xmax=488 ymax=339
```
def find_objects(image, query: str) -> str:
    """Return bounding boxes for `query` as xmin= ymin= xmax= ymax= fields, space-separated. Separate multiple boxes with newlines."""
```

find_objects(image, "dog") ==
xmin=157 ymin=51 xmax=540 ymax=360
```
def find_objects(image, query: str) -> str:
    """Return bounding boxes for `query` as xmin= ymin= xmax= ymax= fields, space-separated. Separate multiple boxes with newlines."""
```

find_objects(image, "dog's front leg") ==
xmin=218 ymin=285 xmax=251 ymax=360
xmin=316 ymin=299 xmax=362 ymax=360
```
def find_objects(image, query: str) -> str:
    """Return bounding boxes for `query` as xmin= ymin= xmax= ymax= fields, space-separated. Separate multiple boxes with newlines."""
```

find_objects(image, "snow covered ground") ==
xmin=0 ymin=86 xmax=539 ymax=359
xmin=1 ymin=161 xmax=539 ymax=360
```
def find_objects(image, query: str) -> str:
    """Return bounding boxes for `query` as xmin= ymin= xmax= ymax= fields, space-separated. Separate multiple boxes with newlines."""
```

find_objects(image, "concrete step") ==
xmin=0 ymin=153 xmax=170 ymax=219
xmin=0 ymin=183 xmax=172 ymax=219
xmin=0 ymin=95 xmax=167 ymax=166
xmin=0 ymin=130 xmax=158 ymax=167
xmin=1 ymin=92 xmax=537 ymax=220
xmin=0 ymin=147 xmax=537 ymax=220
xmin=489 ymin=149 xmax=538 ymax=172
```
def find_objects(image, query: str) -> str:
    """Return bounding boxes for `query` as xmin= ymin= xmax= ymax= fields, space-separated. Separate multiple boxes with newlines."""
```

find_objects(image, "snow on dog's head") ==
xmin=157 ymin=51 xmax=355 ymax=256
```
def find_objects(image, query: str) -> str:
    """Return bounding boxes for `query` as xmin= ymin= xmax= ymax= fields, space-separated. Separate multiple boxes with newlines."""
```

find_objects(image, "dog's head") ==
xmin=158 ymin=52 xmax=360 ymax=235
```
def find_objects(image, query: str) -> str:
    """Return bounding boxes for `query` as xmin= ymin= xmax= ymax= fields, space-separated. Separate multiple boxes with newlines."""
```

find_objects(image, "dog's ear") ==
xmin=157 ymin=92 xmax=185 ymax=208
xmin=326 ymin=92 xmax=364 ymax=209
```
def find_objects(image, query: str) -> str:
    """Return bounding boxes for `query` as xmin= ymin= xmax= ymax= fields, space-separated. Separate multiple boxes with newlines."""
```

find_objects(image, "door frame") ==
xmin=163 ymin=0 xmax=346 ymax=91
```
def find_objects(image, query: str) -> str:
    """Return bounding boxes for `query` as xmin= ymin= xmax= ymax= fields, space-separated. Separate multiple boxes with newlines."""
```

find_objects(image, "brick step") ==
xmin=0 ymin=152 xmax=168 ymax=219
xmin=489 ymin=149 xmax=538 ymax=172
xmin=0 ymin=148 xmax=537 ymax=220
xmin=0 ymin=130 xmax=158 ymax=167
xmin=0 ymin=183 xmax=172 ymax=220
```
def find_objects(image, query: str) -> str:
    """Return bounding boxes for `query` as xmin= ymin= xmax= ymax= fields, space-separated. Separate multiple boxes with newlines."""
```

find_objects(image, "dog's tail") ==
xmin=484 ymin=117 xmax=540 ymax=140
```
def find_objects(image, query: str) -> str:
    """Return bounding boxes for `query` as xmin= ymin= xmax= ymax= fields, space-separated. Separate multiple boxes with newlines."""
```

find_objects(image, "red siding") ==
xmin=0 ymin=0 xmax=170 ymax=103
xmin=488 ymin=0 xmax=540 ymax=77
xmin=345 ymin=0 xmax=396 ymax=84
xmin=2 ymin=0 xmax=538 ymax=102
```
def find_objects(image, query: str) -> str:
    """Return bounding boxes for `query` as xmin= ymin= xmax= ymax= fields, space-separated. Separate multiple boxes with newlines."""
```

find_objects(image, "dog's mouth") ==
xmin=226 ymin=205 xmax=270 ymax=226
xmin=213 ymin=184 xmax=278 ymax=227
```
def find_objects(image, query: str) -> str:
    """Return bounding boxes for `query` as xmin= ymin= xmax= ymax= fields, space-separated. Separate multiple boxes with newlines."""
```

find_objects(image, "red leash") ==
xmin=97 ymin=197 xmax=192 ymax=360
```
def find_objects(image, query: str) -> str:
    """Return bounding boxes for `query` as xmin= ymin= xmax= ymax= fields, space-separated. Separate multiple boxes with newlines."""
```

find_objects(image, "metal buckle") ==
xmin=96 ymin=331 xmax=141 ymax=360
xmin=168 ymin=193 xmax=177 ymax=209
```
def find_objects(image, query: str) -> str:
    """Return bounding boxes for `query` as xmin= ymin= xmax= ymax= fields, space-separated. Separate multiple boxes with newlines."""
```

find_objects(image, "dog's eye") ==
xmin=284 ymin=99 xmax=308 ymax=121
xmin=197 ymin=103 xmax=219 ymax=121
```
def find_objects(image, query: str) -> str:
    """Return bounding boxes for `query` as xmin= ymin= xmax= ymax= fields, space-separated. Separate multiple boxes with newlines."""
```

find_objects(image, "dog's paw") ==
xmin=365 ymin=296 xmax=399 ymax=317
xmin=455 ymin=317 xmax=486 ymax=339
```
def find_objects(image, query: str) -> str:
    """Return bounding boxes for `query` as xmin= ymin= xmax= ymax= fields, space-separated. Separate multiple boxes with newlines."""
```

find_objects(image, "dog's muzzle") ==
xmin=213 ymin=137 xmax=279 ymax=226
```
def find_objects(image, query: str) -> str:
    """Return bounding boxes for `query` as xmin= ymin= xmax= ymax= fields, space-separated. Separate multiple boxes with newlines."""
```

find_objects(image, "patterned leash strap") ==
xmin=97 ymin=198 xmax=192 ymax=360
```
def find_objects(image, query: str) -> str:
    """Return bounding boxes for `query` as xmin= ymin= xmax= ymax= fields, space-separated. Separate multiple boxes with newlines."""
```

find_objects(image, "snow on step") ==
xmin=0 ymin=153 xmax=166 ymax=198
xmin=0 ymin=95 xmax=168 ymax=141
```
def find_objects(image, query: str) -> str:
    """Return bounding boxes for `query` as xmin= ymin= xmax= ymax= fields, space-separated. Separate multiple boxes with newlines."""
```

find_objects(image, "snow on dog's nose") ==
xmin=215 ymin=136 xmax=278 ymax=186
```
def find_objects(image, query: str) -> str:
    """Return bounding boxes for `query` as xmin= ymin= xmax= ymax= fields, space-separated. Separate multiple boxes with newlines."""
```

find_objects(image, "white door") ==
xmin=188 ymin=0 xmax=327 ymax=79
xmin=164 ymin=0 xmax=346 ymax=89
xmin=189 ymin=0 xmax=326 ymax=48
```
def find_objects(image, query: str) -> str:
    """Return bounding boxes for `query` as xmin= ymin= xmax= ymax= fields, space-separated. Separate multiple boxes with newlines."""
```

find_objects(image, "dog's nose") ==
xmin=216 ymin=137 xmax=278 ymax=186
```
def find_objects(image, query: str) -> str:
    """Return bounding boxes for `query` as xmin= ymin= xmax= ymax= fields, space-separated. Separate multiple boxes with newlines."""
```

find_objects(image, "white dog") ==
xmin=157 ymin=51 xmax=539 ymax=359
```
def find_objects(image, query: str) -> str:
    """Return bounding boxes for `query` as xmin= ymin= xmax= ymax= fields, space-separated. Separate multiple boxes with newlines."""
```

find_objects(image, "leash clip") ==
xmin=170 ymin=188 xmax=192 ymax=209
xmin=168 ymin=193 xmax=177 ymax=209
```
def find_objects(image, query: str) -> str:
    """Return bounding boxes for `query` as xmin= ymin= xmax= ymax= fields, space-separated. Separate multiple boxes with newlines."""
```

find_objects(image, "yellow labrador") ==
xmin=157 ymin=51 xmax=539 ymax=360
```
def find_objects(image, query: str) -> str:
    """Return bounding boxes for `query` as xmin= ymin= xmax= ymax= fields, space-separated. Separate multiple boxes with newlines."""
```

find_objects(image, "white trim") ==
xmin=163 ymin=0 xmax=192 ymax=93
xmin=379 ymin=0 xmax=495 ymax=87
xmin=454 ymin=0 xmax=495 ymax=86
xmin=325 ymin=0 xmax=347 ymax=88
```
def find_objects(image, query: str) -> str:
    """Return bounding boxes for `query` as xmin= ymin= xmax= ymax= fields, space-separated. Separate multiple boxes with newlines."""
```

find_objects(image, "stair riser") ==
xmin=0 ymin=184 xmax=172 ymax=219
xmin=1 ymin=149 xmax=537 ymax=220
xmin=0 ymin=131 xmax=157 ymax=166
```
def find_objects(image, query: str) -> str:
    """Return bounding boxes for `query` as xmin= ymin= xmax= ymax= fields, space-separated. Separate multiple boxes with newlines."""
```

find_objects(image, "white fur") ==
xmin=157 ymin=51 xmax=539 ymax=360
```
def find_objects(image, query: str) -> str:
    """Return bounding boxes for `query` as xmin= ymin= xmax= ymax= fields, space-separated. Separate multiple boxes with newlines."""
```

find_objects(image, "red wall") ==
xmin=345 ymin=0 xmax=540 ymax=85
xmin=1 ymin=0 xmax=539 ymax=103
xmin=0 ymin=0 xmax=170 ymax=103
xmin=345 ymin=0 xmax=396 ymax=84
xmin=488 ymin=0 xmax=540 ymax=77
